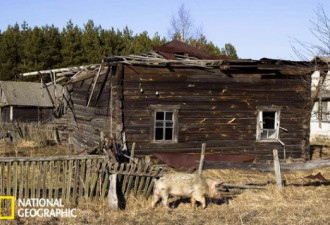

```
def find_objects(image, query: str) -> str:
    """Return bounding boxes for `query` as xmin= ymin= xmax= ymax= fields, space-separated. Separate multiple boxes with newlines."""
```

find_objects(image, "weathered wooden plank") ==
xmin=66 ymin=160 xmax=73 ymax=200
xmin=273 ymin=149 xmax=282 ymax=190
xmin=42 ymin=161 xmax=48 ymax=198
xmin=72 ymin=160 xmax=79 ymax=202
xmin=19 ymin=162 xmax=24 ymax=199
xmin=30 ymin=161 xmax=36 ymax=198
xmin=117 ymin=163 xmax=125 ymax=183
xmin=121 ymin=163 xmax=131 ymax=194
xmin=94 ymin=160 xmax=106 ymax=198
xmin=79 ymin=159 xmax=86 ymax=199
xmin=146 ymin=166 xmax=162 ymax=198
xmin=7 ymin=162 xmax=11 ymax=196
xmin=101 ymin=161 xmax=112 ymax=198
xmin=108 ymin=174 xmax=118 ymax=211
xmin=25 ymin=162 xmax=30 ymax=198
xmin=124 ymin=164 xmax=137 ymax=196
xmin=133 ymin=163 xmax=143 ymax=196
xmin=54 ymin=160 xmax=60 ymax=199
xmin=62 ymin=160 xmax=67 ymax=200
xmin=137 ymin=163 xmax=149 ymax=195
xmin=48 ymin=160 xmax=54 ymax=199
xmin=84 ymin=159 xmax=91 ymax=199
xmin=0 ymin=155 xmax=107 ymax=162
xmin=89 ymin=159 xmax=100 ymax=198
xmin=13 ymin=162 xmax=18 ymax=198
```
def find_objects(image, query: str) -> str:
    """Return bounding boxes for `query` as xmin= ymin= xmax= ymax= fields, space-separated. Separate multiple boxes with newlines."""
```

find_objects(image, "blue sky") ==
xmin=0 ymin=0 xmax=329 ymax=60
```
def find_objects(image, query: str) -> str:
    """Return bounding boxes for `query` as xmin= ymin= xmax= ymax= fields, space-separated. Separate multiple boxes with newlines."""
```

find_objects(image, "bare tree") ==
xmin=291 ymin=5 xmax=330 ymax=60
xmin=169 ymin=4 xmax=195 ymax=42
xmin=291 ymin=5 xmax=330 ymax=129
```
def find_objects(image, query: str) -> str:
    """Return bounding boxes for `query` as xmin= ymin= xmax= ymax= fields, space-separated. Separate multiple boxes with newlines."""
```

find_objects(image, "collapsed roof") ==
xmin=0 ymin=81 xmax=62 ymax=107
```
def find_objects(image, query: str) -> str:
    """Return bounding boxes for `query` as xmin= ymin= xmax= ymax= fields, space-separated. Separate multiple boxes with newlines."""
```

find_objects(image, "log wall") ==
xmin=70 ymin=68 xmax=114 ymax=151
xmin=122 ymin=65 xmax=311 ymax=161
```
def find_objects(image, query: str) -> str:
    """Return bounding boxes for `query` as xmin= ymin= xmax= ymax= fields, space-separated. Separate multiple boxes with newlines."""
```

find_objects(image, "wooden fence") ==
xmin=0 ymin=155 xmax=163 ymax=203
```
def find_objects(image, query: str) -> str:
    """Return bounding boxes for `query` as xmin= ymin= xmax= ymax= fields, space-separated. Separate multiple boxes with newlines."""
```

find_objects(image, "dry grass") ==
xmin=4 ymin=166 xmax=330 ymax=225
xmin=0 ymin=141 xmax=73 ymax=157
xmin=2 ymin=143 xmax=330 ymax=224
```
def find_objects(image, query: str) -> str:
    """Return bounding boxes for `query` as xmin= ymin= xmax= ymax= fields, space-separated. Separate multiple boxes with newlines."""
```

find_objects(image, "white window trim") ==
xmin=150 ymin=105 xmax=180 ymax=143
xmin=256 ymin=106 xmax=282 ymax=142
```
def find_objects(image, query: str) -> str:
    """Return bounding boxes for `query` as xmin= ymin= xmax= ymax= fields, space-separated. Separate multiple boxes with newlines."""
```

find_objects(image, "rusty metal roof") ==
xmin=0 ymin=81 xmax=60 ymax=107
xmin=153 ymin=40 xmax=229 ymax=60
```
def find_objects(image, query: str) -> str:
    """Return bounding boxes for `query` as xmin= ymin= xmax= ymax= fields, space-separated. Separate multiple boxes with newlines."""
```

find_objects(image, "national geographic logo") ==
xmin=0 ymin=196 xmax=15 ymax=220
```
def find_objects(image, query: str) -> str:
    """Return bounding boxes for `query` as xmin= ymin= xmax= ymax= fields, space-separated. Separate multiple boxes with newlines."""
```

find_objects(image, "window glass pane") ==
xmin=165 ymin=128 xmax=173 ymax=140
xmin=166 ymin=122 xmax=173 ymax=127
xmin=262 ymin=111 xmax=275 ymax=129
xmin=155 ymin=128 xmax=163 ymax=140
xmin=165 ymin=112 xmax=173 ymax=120
xmin=156 ymin=112 xmax=164 ymax=120
xmin=260 ymin=130 xmax=268 ymax=139
xmin=156 ymin=121 xmax=164 ymax=127
xmin=268 ymin=130 xmax=276 ymax=138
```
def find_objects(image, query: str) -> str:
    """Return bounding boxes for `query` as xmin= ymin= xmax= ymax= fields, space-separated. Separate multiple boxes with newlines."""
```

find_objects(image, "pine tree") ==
xmin=24 ymin=26 xmax=45 ymax=71
xmin=61 ymin=20 xmax=84 ymax=67
xmin=41 ymin=25 xmax=62 ymax=68
xmin=0 ymin=24 xmax=22 ymax=80
xmin=81 ymin=20 xmax=102 ymax=63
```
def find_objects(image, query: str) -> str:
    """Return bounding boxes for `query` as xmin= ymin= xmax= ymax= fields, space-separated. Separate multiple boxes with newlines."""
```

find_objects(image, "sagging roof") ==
xmin=20 ymin=41 xmax=315 ymax=82
xmin=0 ymin=81 xmax=61 ymax=107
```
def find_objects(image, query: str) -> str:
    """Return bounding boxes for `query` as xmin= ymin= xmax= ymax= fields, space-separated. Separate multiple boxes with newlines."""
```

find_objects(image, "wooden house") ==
xmin=0 ymin=81 xmax=60 ymax=123
xmin=66 ymin=41 xmax=314 ymax=161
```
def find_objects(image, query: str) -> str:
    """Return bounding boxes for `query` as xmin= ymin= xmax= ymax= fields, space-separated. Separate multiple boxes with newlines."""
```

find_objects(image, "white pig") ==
xmin=151 ymin=173 xmax=222 ymax=210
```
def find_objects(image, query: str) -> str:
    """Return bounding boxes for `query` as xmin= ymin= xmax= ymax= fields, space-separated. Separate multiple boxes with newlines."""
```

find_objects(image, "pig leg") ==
xmin=161 ymin=193 xmax=170 ymax=210
xmin=193 ymin=193 xmax=206 ymax=209
xmin=190 ymin=197 xmax=196 ymax=208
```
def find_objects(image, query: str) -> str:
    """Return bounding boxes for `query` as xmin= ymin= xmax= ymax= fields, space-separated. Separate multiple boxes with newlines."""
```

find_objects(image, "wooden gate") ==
xmin=0 ymin=155 xmax=162 ymax=203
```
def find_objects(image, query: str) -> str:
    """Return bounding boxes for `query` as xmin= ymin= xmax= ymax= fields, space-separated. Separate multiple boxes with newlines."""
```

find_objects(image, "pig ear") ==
xmin=214 ymin=180 xmax=224 ymax=187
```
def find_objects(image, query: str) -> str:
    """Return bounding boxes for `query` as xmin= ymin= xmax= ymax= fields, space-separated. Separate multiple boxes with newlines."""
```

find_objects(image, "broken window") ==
xmin=151 ymin=105 xmax=179 ymax=142
xmin=256 ymin=107 xmax=281 ymax=141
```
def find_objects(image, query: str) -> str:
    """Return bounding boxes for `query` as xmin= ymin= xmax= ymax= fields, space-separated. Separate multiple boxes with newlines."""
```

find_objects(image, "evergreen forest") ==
xmin=0 ymin=20 xmax=237 ymax=81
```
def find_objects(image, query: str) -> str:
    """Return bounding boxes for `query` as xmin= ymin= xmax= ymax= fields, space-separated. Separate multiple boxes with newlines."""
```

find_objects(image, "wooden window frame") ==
xmin=256 ymin=106 xmax=282 ymax=142
xmin=150 ymin=105 xmax=180 ymax=143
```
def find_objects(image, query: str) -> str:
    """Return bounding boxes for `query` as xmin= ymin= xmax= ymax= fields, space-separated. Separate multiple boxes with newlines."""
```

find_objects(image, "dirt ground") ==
xmin=1 ymin=142 xmax=330 ymax=225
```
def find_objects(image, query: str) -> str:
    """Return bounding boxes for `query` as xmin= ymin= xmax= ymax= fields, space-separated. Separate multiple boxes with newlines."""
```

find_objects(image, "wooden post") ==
xmin=198 ymin=143 xmax=206 ymax=176
xmin=130 ymin=142 xmax=136 ymax=163
xmin=273 ymin=149 xmax=282 ymax=190
xmin=108 ymin=173 xmax=118 ymax=211
xmin=10 ymin=106 xmax=13 ymax=122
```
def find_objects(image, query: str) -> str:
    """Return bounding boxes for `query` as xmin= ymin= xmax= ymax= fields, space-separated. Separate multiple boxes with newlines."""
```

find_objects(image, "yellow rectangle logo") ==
xmin=0 ymin=196 xmax=15 ymax=220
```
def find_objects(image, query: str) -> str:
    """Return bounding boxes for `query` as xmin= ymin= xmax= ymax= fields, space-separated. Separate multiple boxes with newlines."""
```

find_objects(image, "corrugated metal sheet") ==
xmin=0 ymin=81 xmax=60 ymax=107
xmin=153 ymin=40 xmax=229 ymax=60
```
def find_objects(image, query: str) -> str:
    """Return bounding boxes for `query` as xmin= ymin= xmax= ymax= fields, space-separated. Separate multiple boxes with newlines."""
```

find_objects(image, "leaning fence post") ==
xmin=273 ymin=149 xmax=282 ymax=190
xmin=130 ymin=142 xmax=136 ymax=163
xmin=108 ymin=174 xmax=118 ymax=210
xmin=198 ymin=143 xmax=206 ymax=176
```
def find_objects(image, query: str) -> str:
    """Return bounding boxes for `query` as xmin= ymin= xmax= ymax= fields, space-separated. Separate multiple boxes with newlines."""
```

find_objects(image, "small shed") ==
xmin=0 ymin=81 xmax=58 ymax=123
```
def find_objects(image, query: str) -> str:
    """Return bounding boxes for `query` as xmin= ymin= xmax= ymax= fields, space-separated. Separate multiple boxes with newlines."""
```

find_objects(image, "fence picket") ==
xmin=0 ymin=155 xmax=162 ymax=204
